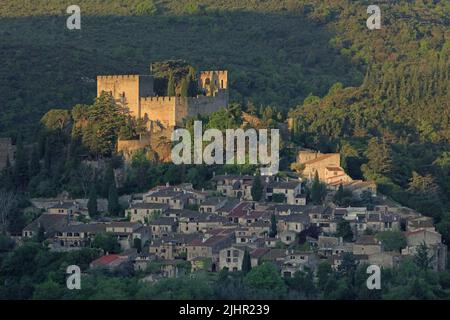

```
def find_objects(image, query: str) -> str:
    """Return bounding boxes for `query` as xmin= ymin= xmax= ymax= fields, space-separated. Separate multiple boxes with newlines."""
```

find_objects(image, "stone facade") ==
xmin=97 ymin=71 xmax=229 ymax=128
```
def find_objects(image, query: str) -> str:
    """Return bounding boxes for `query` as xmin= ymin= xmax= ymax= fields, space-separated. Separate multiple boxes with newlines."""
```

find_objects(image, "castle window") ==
xmin=221 ymin=80 xmax=224 ymax=88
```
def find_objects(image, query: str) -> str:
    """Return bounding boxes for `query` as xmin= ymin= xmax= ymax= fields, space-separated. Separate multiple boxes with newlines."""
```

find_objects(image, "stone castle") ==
xmin=97 ymin=70 xmax=229 ymax=129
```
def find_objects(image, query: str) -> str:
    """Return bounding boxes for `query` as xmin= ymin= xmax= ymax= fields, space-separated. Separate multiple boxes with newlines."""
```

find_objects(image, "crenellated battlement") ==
xmin=97 ymin=74 xmax=141 ymax=80
xmin=97 ymin=68 xmax=229 ymax=129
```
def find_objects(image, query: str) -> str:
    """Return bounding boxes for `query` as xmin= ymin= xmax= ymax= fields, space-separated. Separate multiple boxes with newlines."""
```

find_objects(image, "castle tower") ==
xmin=199 ymin=71 xmax=228 ymax=96
xmin=97 ymin=75 xmax=155 ymax=118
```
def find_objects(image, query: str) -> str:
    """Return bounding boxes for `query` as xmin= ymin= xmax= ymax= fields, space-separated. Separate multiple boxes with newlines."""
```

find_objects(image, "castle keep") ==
xmin=97 ymin=71 xmax=229 ymax=128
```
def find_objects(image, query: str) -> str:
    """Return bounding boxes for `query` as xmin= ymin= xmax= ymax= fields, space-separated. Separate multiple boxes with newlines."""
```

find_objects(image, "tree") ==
xmin=271 ymin=193 xmax=285 ymax=203
xmin=365 ymin=137 xmax=394 ymax=176
xmin=83 ymin=92 xmax=125 ymax=157
xmin=376 ymin=231 xmax=407 ymax=252
xmin=87 ymin=184 xmax=98 ymax=217
xmin=241 ymin=250 xmax=252 ymax=274
xmin=29 ymin=146 xmax=41 ymax=178
xmin=92 ymin=233 xmax=121 ymax=254
xmin=244 ymin=263 xmax=287 ymax=298
xmin=333 ymin=184 xmax=353 ymax=206
xmin=135 ymin=0 xmax=157 ymax=15
xmin=269 ymin=214 xmax=277 ymax=238
xmin=108 ymin=184 xmax=120 ymax=216
xmin=180 ymin=77 xmax=189 ymax=97
xmin=310 ymin=171 xmax=326 ymax=204
xmin=251 ymin=172 xmax=263 ymax=201
xmin=133 ymin=237 xmax=142 ymax=253
xmin=37 ymin=225 xmax=46 ymax=242
xmin=13 ymin=135 xmax=29 ymax=190
xmin=407 ymin=172 xmax=443 ymax=219
xmin=413 ymin=242 xmax=433 ymax=271
xmin=167 ymin=72 xmax=176 ymax=96
xmin=336 ymin=218 xmax=353 ymax=241
xmin=0 ymin=190 xmax=17 ymax=231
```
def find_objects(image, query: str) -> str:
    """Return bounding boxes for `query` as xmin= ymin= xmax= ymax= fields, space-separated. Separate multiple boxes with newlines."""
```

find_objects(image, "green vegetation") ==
xmin=0 ymin=1 xmax=360 ymax=138
xmin=376 ymin=231 xmax=407 ymax=252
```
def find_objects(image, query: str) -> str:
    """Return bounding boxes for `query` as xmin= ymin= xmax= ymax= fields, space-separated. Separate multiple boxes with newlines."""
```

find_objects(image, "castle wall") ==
xmin=199 ymin=71 xmax=228 ymax=96
xmin=184 ymin=91 xmax=229 ymax=121
xmin=140 ymin=97 xmax=178 ymax=128
xmin=97 ymin=75 xmax=154 ymax=118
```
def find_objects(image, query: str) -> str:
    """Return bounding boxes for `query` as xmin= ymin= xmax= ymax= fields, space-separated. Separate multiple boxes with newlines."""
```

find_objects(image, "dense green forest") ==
xmin=288 ymin=1 xmax=450 ymax=244
xmin=0 ymin=0 xmax=361 ymax=137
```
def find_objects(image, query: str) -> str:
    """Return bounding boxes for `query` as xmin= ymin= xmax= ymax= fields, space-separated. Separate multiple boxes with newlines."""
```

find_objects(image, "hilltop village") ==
xmin=18 ymin=148 xmax=447 ymax=277
xmin=1 ymin=63 xmax=447 ymax=283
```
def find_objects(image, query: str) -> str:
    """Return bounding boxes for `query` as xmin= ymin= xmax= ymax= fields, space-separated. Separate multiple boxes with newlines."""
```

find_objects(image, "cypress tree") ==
xmin=167 ymin=72 xmax=176 ymax=96
xmin=241 ymin=250 xmax=252 ymax=274
xmin=311 ymin=171 xmax=325 ymax=205
xmin=180 ymin=77 xmax=189 ymax=97
xmin=251 ymin=172 xmax=263 ymax=201
xmin=87 ymin=184 xmax=98 ymax=217
xmin=108 ymin=183 xmax=120 ymax=216
xmin=13 ymin=135 xmax=29 ymax=190
xmin=29 ymin=146 xmax=41 ymax=178
xmin=269 ymin=214 xmax=277 ymax=238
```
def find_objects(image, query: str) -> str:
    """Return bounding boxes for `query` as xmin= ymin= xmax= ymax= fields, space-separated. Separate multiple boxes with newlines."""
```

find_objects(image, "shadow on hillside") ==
xmin=0 ymin=10 xmax=362 ymax=137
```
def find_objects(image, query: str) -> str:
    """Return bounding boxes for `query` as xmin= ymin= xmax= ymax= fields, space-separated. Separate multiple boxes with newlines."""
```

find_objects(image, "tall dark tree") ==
xmin=13 ymin=135 xmax=29 ymax=190
xmin=413 ymin=242 xmax=433 ymax=271
xmin=87 ymin=184 xmax=98 ymax=217
xmin=167 ymin=72 xmax=176 ymax=96
xmin=269 ymin=214 xmax=277 ymax=238
xmin=251 ymin=172 xmax=263 ymax=201
xmin=180 ymin=77 xmax=189 ymax=97
xmin=29 ymin=146 xmax=41 ymax=178
xmin=108 ymin=184 xmax=120 ymax=216
xmin=310 ymin=171 xmax=326 ymax=205
xmin=242 ymin=250 xmax=252 ymax=274
xmin=336 ymin=218 xmax=353 ymax=241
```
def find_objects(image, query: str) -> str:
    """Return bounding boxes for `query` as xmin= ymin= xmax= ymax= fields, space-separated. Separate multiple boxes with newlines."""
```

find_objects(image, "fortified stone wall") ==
xmin=199 ymin=71 xmax=228 ymax=95
xmin=140 ymin=96 xmax=178 ymax=128
xmin=97 ymin=75 xmax=154 ymax=118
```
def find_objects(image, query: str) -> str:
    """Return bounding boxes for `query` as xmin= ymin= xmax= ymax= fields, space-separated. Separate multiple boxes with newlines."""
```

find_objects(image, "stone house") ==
xmin=212 ymin=174 xmax=254 ymax=199
xmin=278 ymin=230 xmax=297 ymax=245
xmin=22 ymin=214 xmax=69 ymax=238
xmin=353 ymin=235 xmax=383 ymax=256
xmin=106 ymin=222 xmax=144 ymax=250
xmin=55 ymin=223 xmax=106 ymax=248
xmin=277 ymin=214 xmax=310 ymax=234
xmin=265 ymin=180 xmax=305 ymax=205
xmin=219 ymin=245 xmax=253 ymax=272
xmin=149 ymin=217 xmax=177 ymax=238
xmin=127 ymin=203 xmax=169 ymax=223
xmin=199 ymin=197 xmax=228 ymax=214
xmin=186 ymin=231 xmax=235 ymax=271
